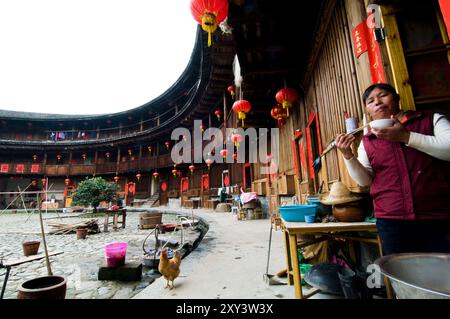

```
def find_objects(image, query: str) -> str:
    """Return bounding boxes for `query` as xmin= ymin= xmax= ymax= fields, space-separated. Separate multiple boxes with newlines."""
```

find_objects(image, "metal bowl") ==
xmin=375 ymin=253 xmax=450 ymax=299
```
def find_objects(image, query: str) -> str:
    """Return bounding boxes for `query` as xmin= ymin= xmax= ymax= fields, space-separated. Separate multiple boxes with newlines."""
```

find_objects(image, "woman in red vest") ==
xmin=335 ymin=83 xmax=450 ymax=255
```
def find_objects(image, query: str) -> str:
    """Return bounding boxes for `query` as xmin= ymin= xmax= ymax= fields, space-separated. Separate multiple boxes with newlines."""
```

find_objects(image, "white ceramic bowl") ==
xmin=370 ymin=119 xmax=395 ymax=129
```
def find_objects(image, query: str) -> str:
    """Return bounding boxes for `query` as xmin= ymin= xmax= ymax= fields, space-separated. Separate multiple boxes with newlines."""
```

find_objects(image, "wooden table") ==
xmin=281 ymin=218 xmax=393 ymax=299
xmin=103 ymin=209 xmax=126 ymax=232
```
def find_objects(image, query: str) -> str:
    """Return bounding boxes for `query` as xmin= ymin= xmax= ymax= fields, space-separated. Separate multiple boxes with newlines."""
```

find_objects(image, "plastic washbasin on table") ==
xmin=279 ymin=218 xmax=393 ymax=299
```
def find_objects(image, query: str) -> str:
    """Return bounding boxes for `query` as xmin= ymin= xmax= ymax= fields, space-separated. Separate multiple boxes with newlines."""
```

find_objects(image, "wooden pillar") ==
xmin=138 ymin=145 xmax=143 ymax=170
xmin=116 ymin=148 xmax=121 ymax=175
xmin=94 ymin=151 xmax=98 ymax=176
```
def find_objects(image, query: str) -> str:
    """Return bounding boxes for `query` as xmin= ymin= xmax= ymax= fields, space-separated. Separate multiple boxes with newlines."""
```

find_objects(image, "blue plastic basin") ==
xmin=278 ymin=205 xmax=318 ymax=222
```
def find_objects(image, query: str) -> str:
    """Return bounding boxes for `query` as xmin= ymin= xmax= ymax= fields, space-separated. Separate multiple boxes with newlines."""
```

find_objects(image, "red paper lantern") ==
xmin=152 ymin=171 xmax=159 ymax=179
xmin=64 ymin=178 xmax=70 ymax=186
xmin=220 ymin=149 xmax=228 ymax=159
xmin=136 ymin=173 xmax=142 ymax=181
xmin=232 ymin=100 xmax=252 ymax=127
xmin=227 ymin=85 xmax=235 ymax=98
xmin=172 ymin=169 xmax=178 ymax=176
xmin=190 ymin=0 xmax=229 ymax=47
xmin=275 ymin=88 xmax=298 ymax=117
xmin=270 ymin=105 xmax=288 ymax=127
xmin=231 ymin=133 xmax=243 ymax=148
xmin=205 ymin=158 xmax=213 ymax=170
xmin=214 ymin=109 xmax=223 ymax=121
xmin=113 ymin=176 xmax=119 ymax=183
xmin=32 ymin=154 xmax=37 ymax=161
xmin=189 ymin=165 xmax=195 ymax=174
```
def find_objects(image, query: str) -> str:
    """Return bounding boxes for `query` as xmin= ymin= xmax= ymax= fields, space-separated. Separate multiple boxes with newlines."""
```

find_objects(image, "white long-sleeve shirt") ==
xmin=344 ymin=113 xmax=450 ymax=187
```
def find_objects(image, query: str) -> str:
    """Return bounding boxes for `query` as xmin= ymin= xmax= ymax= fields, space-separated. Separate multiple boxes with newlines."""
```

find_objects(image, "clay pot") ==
xmin=76 ymin=228 xmax=88 ymax=240
xmin=17 ymin=275 xmax=67 ymax=299
xmin=332 ymin=202 xmax=365 ymax=222
xmin=22 ymin=241 xmax=40 ymax=257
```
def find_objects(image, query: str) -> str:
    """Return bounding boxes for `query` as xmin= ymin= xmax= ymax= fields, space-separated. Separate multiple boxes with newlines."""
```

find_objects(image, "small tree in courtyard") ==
xmin=72 ymin=177 xmax=119 ymax=213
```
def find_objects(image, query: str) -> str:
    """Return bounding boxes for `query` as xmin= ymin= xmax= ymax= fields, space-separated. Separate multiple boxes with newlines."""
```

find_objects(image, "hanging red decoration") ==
xmin=165 ymin=141 xmax=170 ymax=150
xmin=32 ymin=154 xmax=37 ymax=161
xmin=190 ymin=0 xmax=229 ymax=47
xmin=189 ymin=164 xmax=195 ymax=174
xmin=114 ymin=175 xmax=120 ymax=183
xmin=220 ymin=149 xmax=228 ymax=159
xmin=227 ymin=85 xmax=235 ymax=98
xmin=153 ymin=171 xmax=159 ymax=179
xmin=136 ymin=173 xmax=142 ymax=181
xmin=64 ymin=178 xmax=70 ymax=186
xmin=200 ymin=124 xmax=206 ymax=132
xmin=233 ymin=153 xmax=238 ymax=160
xmin=275 ymin=88 xmax=298 ymax=117
xmin=172 ymin=169 xmax=178 ymax=176
xmin=270 ymin=105 xmax=288 ymax=127
xmin=205 ymin=158 xmax=213 ymax=170
xmin=232 ymin=100 xmax=252 ymax=127
xmin=214 ymin=109 xmax=223 ymax=121
xmin=231 ymin=132 xmax=243 ymax=148
xmin=105 ymin=152 xmax=111 ymax=159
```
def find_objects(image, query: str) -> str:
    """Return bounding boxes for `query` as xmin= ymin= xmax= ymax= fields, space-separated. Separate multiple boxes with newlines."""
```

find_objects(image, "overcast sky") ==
xmin=0 ymin=0 xmax=198 ymax=115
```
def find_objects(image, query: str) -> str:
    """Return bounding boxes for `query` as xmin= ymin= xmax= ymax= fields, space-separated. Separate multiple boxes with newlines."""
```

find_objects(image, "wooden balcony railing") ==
xmin=0 ymin=153 xmax=176 ymax=177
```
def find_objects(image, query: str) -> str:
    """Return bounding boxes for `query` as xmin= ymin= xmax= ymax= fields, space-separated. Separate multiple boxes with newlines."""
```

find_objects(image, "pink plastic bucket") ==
xmin=105 ymin=242 xmax=127 ymax=267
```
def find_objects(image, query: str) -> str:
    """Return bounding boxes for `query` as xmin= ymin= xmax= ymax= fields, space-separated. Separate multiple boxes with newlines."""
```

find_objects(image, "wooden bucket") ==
xmin=139 ymin=212 xmax=163 ymax=229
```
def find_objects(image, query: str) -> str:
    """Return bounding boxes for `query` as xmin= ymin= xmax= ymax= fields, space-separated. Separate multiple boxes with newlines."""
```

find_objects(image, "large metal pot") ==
xmin=375 ymin=253 xmax=450 ymax=299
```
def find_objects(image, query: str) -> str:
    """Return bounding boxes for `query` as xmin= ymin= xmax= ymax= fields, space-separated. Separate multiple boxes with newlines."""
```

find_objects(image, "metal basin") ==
xmin=375 ymin=253 xmax=450 ymax=299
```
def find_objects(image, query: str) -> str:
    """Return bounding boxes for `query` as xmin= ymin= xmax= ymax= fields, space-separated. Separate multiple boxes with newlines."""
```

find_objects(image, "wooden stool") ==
xmin=104 ymin=209 xmax=126 ymax=232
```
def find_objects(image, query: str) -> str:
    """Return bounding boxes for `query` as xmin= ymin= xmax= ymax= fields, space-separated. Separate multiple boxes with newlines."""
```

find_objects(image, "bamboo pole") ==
xmin=37 ymin=191 xmax=53 ymax=276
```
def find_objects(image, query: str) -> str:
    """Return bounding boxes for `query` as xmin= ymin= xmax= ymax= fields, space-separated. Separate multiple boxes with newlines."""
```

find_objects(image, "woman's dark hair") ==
xmin=362 ymin=83 xmax=400 ymax=104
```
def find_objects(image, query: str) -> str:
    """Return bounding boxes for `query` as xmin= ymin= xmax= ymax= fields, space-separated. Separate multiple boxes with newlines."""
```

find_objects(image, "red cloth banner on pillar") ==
xmin=367 ymin=14 xmax=386 ymax=84
xmin=352 ymin=21 xmax=369 ymax=58
xmin=439 ymin=0 xmax=450 ymax=38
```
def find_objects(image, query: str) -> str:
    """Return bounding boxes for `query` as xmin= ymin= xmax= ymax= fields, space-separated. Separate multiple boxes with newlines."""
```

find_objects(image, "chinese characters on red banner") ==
xmin=351 ymin=15 xmax=386 ymax=84
xmin=0 ymin=164 xmax=9 ymax=173
xmin=352 ymin=21 xmax=369 ymax=58
xmin=31 ymin=164 xmax=40 ymax=173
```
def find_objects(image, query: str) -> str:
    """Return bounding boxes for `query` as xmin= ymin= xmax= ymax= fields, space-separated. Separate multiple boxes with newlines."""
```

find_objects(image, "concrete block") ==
xmin=98 ymin=262 xmax=143 ymax=281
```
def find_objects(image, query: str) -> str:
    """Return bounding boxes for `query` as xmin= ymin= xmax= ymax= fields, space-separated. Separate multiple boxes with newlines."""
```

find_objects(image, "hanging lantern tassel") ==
xmin=238 ymin=111 xmax=246 ymax=127
xmin=201 ymin=13 xmax=217 ymax=47
xmin=282 ymin=101 xmax=292 ymax=117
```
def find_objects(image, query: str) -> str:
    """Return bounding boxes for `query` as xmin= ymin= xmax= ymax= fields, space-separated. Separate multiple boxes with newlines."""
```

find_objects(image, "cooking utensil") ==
xmin=313 ymin=124 xmax=370 ymax=173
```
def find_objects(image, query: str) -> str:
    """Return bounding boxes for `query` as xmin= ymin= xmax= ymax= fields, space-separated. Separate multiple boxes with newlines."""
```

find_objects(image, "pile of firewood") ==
xmin=47 ymin=219 xmax=100 ymax=235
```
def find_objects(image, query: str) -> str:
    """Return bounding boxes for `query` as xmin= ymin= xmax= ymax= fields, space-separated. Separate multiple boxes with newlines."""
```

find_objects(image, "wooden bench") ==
xmin=1 ymin=250 xmax=64 ymax=299
xmin=103 ymin=209 xmax=127 ymax=232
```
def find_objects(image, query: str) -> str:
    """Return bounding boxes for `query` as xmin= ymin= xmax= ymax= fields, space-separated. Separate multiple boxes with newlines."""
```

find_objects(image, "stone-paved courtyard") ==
xmin=0 ymin=209 xmax=202 ymax=299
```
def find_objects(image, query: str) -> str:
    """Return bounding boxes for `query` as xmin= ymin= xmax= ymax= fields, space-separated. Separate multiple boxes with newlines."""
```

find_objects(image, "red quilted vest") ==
xmin=363 ymin=112 xmax=450 ymax=220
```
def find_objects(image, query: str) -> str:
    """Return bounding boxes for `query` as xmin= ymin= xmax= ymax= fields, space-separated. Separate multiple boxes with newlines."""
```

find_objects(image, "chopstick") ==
xmin=323 ymin=123 xmax=370 ymax=155
xmin=346 ymin=123 xmax=370 ymax=136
